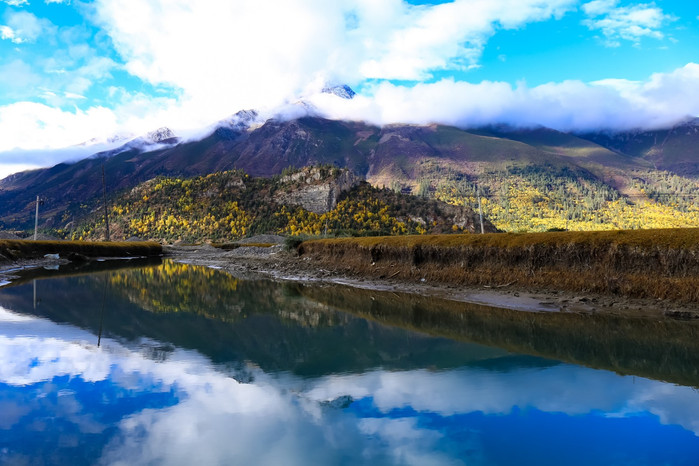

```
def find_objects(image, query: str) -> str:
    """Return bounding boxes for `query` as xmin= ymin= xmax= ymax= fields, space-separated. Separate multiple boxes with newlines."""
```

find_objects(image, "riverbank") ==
xmin=0 ymin=240 xmax=162 ymax=284
xmin=3 ymin=232 xmax=697 ymax=319
xmin=300 ymin=229 xmax=699 ymax=302
xmin=164 ymin=231 xmax=699 ymax=320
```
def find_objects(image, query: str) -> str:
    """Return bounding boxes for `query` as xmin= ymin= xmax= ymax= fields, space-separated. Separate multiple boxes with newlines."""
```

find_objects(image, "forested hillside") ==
xmin=71 ymin=167 xmax=492 ymax=242
xmin=432 ymin=165 xmax=699 ymax=232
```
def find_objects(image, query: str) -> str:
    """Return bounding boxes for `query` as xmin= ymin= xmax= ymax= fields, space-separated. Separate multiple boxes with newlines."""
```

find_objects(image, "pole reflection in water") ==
xmin=0 ymin=260 xmax=696 ymax=465
xmin=97 ymin=276 xmax=107 ymax=348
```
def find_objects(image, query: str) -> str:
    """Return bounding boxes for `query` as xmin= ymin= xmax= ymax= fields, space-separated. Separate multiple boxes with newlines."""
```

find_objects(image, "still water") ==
xmin=0 ymin=260 xmax=698 ymax=465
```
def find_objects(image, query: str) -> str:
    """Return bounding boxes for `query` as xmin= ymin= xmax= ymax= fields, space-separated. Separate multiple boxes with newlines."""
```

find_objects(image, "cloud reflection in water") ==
xmin=0 ymin=306 xmax=698 ymax=465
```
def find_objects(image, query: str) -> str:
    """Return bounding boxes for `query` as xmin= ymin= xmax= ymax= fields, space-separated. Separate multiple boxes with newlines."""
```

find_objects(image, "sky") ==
xmin=0 ymin=0 xmax=698 ymax=178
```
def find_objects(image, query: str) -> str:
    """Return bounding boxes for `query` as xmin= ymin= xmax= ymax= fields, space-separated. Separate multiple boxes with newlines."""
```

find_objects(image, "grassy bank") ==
xmin=0 ymin=240 xmax=162 ymax=262
xmin=298 ymin=228 xmax=699 ymax=302
xmin=299 ymin=284 xmax=699 ymax=387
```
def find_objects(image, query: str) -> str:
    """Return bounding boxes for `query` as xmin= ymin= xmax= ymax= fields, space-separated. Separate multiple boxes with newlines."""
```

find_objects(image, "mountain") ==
xmin=578 ymin=118 xmax=699 ymax=175
xmin=364 ymin=123 xmax=646 ymax=192
xmin=231 ymin=117 xmax=375 ymax=176
xmin=0 ymin=116 xmax=627 ymax=229
xmin=216 ymin=109 xmax=261 ymax=132
xmin=472 ymin=125 xmax=645 ymax=169
xmin=92 ymin=126 xmax=180 ymax=160
xmin=1 ymin=101 xmax=698 ymax=234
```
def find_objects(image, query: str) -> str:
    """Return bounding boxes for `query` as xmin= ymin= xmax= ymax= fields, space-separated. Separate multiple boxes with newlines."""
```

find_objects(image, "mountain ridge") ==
xmin=1 ymin=109 xmax=697 ymax=234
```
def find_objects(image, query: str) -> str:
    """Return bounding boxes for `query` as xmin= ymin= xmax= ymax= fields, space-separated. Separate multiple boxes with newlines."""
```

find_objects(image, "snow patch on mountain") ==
xmin=77 ymin=133 xmax=135 ymax=148
xmin=145 ymin=127 xmax=177 ymax=144
xmin=89 ymin=127 xmax=181 ymax=159
xmin=218 ymin=110 xmax=261 ymax=131
xmin=322 ymin=85 xmax=356 ymax=100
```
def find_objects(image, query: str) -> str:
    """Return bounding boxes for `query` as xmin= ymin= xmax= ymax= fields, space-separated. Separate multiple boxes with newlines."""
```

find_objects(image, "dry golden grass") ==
xmin=299 ymin=228 xmax=699 ymax=302
xmin=0 ymin=240 xmax=162 ymax=262
xmin=305 ymin=228 xmax=699 ymax=250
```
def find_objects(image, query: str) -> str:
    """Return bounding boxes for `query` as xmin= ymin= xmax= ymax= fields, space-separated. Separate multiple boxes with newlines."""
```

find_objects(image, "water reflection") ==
xmin=0 ymin=261 xmax=698 ymax=465
xmin=300 ymin=284 xmax=699 ymax=387
xmin=0 ymin=262 xmax=514 ymax=376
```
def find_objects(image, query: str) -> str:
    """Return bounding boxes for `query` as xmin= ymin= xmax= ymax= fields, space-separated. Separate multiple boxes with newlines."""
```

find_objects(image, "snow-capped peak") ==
xmin=321 ymin=85 xmax=356 ymax=100
xmin=75 ymin=132 xmax=134 ymax=148
xmin=145 ymin=127 xmax=177 ymax=144
xmin=220 ymin=109 xmax=260 ymax=130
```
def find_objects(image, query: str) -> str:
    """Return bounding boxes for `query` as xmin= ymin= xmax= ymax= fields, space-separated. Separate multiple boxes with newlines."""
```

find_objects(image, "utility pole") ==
xmin=102 ymin=165 xmax=110 ymax=241
xmin=34 ymin=195 xmax=40 ymax=240
xmin=477 ymin=188 xmax=485 ymax=234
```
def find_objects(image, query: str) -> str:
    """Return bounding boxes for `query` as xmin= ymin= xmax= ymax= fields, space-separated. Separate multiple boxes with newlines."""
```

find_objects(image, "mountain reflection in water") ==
xmin=0 ymin=260 xmax=697 ymax=465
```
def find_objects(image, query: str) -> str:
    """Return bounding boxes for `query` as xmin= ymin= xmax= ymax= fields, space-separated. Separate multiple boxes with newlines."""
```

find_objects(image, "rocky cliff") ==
xmin=275 ymin=167 xmax=361 ymax=214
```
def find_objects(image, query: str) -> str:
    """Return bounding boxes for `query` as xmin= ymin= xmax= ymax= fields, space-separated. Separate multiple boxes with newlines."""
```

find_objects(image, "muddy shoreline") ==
xmin=0 ymin=242 xmax=696 ymax=319
xmin=163 ymin=244 xmax=699 ymax=320
xmin=0 ymin=257 xmax=70 ymax=284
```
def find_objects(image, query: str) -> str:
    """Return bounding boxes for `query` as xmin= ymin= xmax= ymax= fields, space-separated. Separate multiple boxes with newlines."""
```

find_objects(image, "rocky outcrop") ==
xmin=443 ymin=204 xmax=497 ymax=233
xmin=276 ymin=167 xmax=361 ymax=214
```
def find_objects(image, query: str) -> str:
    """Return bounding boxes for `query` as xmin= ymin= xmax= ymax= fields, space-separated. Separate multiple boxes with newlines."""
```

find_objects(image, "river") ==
xmin=0 ymin=259 xmax=698 ymax=465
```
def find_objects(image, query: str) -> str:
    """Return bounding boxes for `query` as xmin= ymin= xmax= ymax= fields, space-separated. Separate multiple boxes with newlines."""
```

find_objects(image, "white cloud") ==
xmin=0 ymin=59 xmax=42 ymax=97
xmin=582 ymin=0 xmax=674 ymax=46
xmin=0 ymin=87 xmax=192 ymax=157
xmin=0 ymin=25 xmax=20 ymax=42
xmin=0 ymin=101 xmax=119 ymax=152
xmin=0 ymin=43 xmax=117 ymax=105
xmin=582 ymin=0 xmax=618 ymax=16
xmin=90 ymin=0 xmax=576 ymax=118
xmin=0 ymin=10 xmax=53 ymax=43
xmin=355 ymin=0 xmax=576 ymax=80
xmin=309 ymin=63 xmax=699 ymax=132
xmin=0 ymin=62 xmax=697 ymax=176
xmin=1 ymin=0 xmax=29 ymax=6
xmin=64 ymin=91 xmax=86 ymax=100
xmin=0 ymin=163 xmax=40 ymax=180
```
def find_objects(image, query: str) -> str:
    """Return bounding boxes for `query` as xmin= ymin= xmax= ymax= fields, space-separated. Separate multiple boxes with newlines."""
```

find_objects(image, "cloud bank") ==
xmin=309 ymin=62 xmax=699 ymax=131
xmin=91 ymin=0 xmax=576 ymax=110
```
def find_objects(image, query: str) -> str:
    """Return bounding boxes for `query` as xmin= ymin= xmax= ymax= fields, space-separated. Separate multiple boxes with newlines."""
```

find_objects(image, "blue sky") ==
xmin=462 ymin=1 xmax=699 ymax=84
xmin=0 ymin=0 xmax=170 ymax=111
xmin=0 ymin=0 xmax=698 ymax=176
